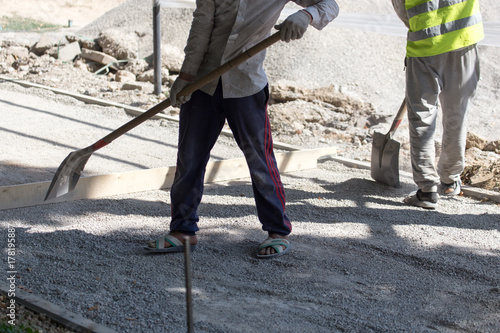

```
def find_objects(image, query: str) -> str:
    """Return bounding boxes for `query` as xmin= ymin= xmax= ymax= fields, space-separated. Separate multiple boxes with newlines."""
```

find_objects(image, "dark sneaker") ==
xmin=404 ymin=189 xmax=438 ymax=209
xmin=440 ymin=180 xmax=461 ymax=196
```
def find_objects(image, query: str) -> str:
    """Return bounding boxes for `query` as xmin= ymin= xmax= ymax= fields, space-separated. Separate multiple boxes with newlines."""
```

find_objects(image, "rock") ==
xmin=292 ymin=121 xmax=305 ymax=133
xmin=466 ymin=132 xmax=488 ymax=149
xmin=465 ymin=148 xmax=484 ymax=167
xmin=17 ymin=65 xmax=30 ymax=72
xmin=136 ymin=70 xmax=152 ymax=83
xmin=270 ymin=84 xmax=304 ymax=103
xmin=12 ymin=59 xmax=29 ymax=70
xmin=354 ymin=115 xmax=369 ymax=128
xmin=6 ymin=46 xmax=29 ymax=59
xmin=46 ymin=46 xmax=60 ymax=59
xmin=67 ymin=34 xmax=101 ymax=51
xmin=270 ymin=84 xmax=375 ymax=115
xmin=463 ymin=147 xmax=500 ymax=190
xmin=463 ymin=162 xmax=499 ymax=190
xmin=121 ymin=82 xmax=144 ymax=91
xmin=80 ymin=39 xmax=101 ymax=52
xmin=97 ymin=29 xmax=138 ymax=60
xmin=367 ymin=113 xmax=392 ymax=127
xmin=144 ymin=44 xmax=184 ymax=73
xmin=32 ymin=34 xmax=57 ymax=56
xmin=470 ymin=170 xmax=495 ymax=186
xmin=161 ymin=44 xmax=184 ymax=73
xmin=3 ymin=67 xmax=15 ymax=75
xmin=137 ymin=68 xmax=169 ymax=83
xmin=124 ymin=59 xmax=150 ymax=75
xmin=73 ymin=60 xmax=89 ymax=71
xmin=484 ymin=140 xmax=500 ymax=153
xmin=58 ymin=42 xmax=81 ymax=62
xmin=80 ymin=48 xmax=119 ymax=70
xmin=65 ymin=35 xmax=78 ymax=43
xmin=115 ymin=70 xmax=136 ymax=83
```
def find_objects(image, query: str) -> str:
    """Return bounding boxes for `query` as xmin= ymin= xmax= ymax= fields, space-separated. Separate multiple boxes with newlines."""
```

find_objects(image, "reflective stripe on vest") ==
xmin=405 ymin=0 xmax=484 ymax=57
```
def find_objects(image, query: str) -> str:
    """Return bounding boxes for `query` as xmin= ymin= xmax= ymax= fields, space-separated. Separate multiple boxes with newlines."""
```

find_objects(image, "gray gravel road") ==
xmin=1 ymin=0 xmax=500 ymax=331
xmin=1 ymin=81 xmax=499 ymax=332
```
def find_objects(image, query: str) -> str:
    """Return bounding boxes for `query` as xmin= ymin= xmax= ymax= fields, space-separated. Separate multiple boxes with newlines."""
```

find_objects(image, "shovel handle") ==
xmin=92 ymin=32 xmax=282 ymax=150
xmin=388 ymin=98 xmax=407 ymax=137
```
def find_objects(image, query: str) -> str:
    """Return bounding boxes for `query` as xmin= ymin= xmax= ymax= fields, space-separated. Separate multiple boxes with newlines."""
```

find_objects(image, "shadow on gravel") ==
xmin=2 ymin=219 xmax=499 ymax=332
xmin=1 ymin=163 xmax=498 ymax=332
xmin=198 ymin=178 xmax=500 ymax=233
xmin=0 ymin=98 xmax=178 ymax=151
xmin=2 ymin=173 xmax=498 ymax=230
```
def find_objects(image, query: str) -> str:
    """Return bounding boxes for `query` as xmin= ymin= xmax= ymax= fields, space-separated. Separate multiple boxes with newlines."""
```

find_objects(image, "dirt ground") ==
xmin=0 ymin=0 xmax=126 ymax=28
xmin=1 ymin=0 xmax=499 ymax=191
xmin=1 ymin=1 xmax=500 ymax=332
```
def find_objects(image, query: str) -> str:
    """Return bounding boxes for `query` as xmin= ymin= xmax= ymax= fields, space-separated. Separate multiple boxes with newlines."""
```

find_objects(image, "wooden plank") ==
xmin=319 ymin=155 xmax=371 ymax=170
xmin=0 ymin=283 xmax=117 ymax=333
xmin=0 ymin=147 xmax=336 ymax=210
xmin=461 ymin=186 xmax=500 ymax=204
xmin=0 ymin=166 xmax=177 ymax=210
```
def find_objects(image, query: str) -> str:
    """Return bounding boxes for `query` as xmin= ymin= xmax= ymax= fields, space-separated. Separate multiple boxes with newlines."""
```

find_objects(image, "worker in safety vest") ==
xmin=392 ymin=0 xmax=484 ymax=209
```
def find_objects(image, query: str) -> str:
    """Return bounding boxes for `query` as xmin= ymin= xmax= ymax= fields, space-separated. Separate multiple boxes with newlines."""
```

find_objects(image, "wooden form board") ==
xmin=5 ymin=76 xmax=497 ymax=206
xmin=0 ymin=147 xmax=336 ymax=211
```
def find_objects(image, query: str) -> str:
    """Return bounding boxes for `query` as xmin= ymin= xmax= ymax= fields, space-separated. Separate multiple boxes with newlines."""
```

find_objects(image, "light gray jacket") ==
xmin=181 ymin=0 xmax=339 ymax=98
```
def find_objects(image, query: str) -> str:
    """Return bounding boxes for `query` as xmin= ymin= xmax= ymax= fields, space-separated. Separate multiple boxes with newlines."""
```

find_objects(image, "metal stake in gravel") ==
xmin=44 ymin=32 xmax=282 ymax=201
xmin=184 ymin=236 xmax=194 ymax=333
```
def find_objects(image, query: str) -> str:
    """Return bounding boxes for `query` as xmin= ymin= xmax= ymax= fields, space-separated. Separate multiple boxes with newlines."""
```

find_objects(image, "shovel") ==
xmin=44 ymin=32 xmax=281 ymax=201
xmin=370 ymin=98 xmax=407 ymax=188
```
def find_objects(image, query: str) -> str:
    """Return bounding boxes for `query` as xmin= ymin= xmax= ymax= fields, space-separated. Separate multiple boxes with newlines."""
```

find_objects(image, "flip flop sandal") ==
xmin=144 ymin=234 xmax=196 ymax=253
xmin=440 ymin=180 xmax=461 ymax=196
xmin=256 ymin=237 xmax=291 ymax=259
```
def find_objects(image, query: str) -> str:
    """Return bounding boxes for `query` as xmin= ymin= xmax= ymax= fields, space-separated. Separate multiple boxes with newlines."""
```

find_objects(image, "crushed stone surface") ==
xmin=1 ymin=0 xmax=500 ymax=332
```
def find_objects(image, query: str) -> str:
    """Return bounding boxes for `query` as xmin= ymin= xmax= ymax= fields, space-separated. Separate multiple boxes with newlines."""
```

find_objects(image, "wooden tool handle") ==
xmin=388 ymin=98 xmax=407 ymax=136
xmin=96 ymin=32 xmax=282 ymax=147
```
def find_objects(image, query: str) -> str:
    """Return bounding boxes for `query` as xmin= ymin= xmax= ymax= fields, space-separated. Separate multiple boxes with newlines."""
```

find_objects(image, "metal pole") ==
xmin=184 ymin=236 xmax=194 ymax=333
xmin=153 ymin=0 xmax=162 ymax=95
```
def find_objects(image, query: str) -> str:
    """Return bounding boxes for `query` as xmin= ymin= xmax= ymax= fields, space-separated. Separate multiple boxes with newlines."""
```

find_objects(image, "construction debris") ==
xmin=0 ymin=25 xmax=498 ymax=193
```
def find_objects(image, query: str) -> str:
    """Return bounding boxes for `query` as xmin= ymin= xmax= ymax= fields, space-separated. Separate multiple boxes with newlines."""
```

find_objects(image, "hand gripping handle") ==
xmin=95 ymin=32 xmax=282 ymax=148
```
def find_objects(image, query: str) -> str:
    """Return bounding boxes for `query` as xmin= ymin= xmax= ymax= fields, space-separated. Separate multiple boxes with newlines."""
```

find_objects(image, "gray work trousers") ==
xmin=406 ymin=45 xmax=480 ymax=193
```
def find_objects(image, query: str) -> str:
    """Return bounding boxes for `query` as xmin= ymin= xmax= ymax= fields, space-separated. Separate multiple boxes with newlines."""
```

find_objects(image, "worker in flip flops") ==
xmin=146 ymin=0 xmax=339 ymax=257
xmin=392 ymin=0 xmax=484 ymax=209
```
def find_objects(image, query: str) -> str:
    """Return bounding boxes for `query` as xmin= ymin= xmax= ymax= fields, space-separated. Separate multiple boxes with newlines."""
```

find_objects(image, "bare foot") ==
xmin=258 ymin=233 xmax=289 ymax=256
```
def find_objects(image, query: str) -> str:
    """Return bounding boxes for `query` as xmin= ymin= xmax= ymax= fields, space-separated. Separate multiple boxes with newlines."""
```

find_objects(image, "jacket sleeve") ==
xmin=179 ymin=0 xmax=215 ymax=76
xmin=392 ymin=0 xmax=410 ymax=29
xmin=294 ymin=0 xmax=340 ymax=30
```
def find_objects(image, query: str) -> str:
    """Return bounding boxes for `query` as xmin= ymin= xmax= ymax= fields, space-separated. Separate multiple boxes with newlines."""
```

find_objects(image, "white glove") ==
xmin=275 ymin=10 xmax=312 ymax=43
xmin=170 ymin=73 xmax=194 ymax=107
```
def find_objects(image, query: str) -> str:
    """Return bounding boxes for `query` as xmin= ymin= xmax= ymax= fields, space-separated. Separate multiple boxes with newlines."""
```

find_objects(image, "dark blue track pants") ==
xmin=169 ymin=81 xmax=291 ymax=236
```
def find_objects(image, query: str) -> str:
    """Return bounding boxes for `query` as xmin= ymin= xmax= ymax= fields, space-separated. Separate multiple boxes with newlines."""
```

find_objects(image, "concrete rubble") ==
xmin=0 ymin=7 xmax=498 ymax=192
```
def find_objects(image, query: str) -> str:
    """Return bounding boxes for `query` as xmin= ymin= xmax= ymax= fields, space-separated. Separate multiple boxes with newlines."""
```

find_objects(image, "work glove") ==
xmin=275 ymin=10 xmax=312 ymax=43
xmin=169 ymin=73 xmax=194 ymax=107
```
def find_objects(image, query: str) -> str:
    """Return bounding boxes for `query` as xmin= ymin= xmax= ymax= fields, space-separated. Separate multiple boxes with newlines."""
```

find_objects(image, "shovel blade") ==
xmin=371 ymin=131 xmax=401 ymax=188
xmin=44 ymin=147 xmax=94 ymax=201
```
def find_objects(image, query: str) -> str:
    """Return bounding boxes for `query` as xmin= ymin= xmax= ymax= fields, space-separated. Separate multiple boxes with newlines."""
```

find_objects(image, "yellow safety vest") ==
xmin=405 ymin=0 xmax=484 ymax=57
